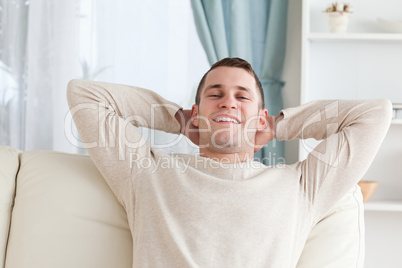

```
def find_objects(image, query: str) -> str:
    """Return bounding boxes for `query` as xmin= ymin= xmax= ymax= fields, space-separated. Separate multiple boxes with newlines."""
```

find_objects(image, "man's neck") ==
xmin=198 ymin=148 xmax=254 ymax=164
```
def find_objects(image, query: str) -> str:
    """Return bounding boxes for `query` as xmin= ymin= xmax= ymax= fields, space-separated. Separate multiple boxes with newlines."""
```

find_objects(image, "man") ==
xmin=67 ymin=57 xmax=391 ymax=267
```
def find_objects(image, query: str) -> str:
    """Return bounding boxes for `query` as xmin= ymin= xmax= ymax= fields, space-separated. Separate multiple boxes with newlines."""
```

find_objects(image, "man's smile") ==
xmin=212 ymin=114 xmax=241 ymax=124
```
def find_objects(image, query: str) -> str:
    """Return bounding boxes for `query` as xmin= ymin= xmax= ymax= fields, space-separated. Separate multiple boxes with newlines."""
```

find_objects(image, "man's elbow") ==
xmin=377 ymin=98 xmax=393 ymax=124
xmin=66 ymin=79 xmax=84 ymax=107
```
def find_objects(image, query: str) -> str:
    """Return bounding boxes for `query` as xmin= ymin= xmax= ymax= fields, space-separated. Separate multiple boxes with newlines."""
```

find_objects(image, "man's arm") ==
xmin=276 ymin=99 xmax=392 ymax=221
xmin=67 ymin=79 xmax=182 ymax=204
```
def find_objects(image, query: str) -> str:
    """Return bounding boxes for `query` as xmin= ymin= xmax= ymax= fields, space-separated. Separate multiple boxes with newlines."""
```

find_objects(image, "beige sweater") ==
xmin=67 ymin=79 xmax=392 ymax=268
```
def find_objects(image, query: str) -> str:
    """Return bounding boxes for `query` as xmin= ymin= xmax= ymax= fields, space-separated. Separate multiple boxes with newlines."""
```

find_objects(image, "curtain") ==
xmin=190 ymin=0 xmax=288 ymax=166
xmin=0 ymin=0 xmax=29 ymax=149
xmin=68 ymin=0 xmax=208 ymax=155
xmin=26 ymin=0 xmax=80 ymax=152
xmin=0 ymin=0 xmax=209 ymax=153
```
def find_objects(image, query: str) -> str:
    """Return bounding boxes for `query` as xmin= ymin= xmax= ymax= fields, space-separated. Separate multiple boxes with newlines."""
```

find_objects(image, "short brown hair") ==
xmin=195 ymin=57 xmax=264 ymax=108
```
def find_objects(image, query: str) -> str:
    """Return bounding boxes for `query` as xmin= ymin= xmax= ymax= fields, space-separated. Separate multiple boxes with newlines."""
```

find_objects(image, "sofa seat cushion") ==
xmin=0 ymin=147 xmax=20 ymax=268
xmin=5 ymin=151 xmax=132 ymax=268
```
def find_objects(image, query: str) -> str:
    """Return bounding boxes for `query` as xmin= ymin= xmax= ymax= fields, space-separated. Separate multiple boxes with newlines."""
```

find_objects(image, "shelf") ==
xmin=391 ymin=119 xmax=402 ymax=125
xmin=307 ymin=33 xmax=402 ymax=42
xmin=364 ymin=200 xmax=402 ymax=212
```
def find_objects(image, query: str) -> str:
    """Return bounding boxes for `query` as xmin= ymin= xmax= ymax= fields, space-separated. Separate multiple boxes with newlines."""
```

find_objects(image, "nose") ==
xmin=218 ymin=94 xmax=237 ymax=110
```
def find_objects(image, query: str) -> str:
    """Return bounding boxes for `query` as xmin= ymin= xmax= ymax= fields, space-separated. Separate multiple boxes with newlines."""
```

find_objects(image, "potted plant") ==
xmin=323 ymin=2 xmax=353 ymax=33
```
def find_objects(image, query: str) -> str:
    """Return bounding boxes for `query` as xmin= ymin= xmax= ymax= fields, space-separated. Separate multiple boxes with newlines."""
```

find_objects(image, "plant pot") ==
xmin=324 ymin=12 xmax=351 ymax=33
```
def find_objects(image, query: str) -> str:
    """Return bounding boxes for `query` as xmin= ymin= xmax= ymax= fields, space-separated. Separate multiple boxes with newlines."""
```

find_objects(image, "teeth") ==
xmin=213 ymin=117 xmax=240 ymax=124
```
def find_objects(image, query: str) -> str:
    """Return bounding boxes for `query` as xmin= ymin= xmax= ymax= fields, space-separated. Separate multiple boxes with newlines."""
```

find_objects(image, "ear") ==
xmin=191 ymin=104 xmax=199 ymax=127
xmin=257 ymin=109 xmax=268 ymax=131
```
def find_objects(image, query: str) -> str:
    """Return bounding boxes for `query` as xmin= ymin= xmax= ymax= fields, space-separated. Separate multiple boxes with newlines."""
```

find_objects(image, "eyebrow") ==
xmin=204 ymin=84 xmax=251 ymax=93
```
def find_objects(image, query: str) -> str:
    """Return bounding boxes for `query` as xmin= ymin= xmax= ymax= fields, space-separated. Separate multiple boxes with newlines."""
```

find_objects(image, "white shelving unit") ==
xmin=301 ymin=1 xmax=402 ymax=267
xmin=365 ymin=201 xmax=402 ymax=212
xmin=392 ymin=118 xmax=402 ymax=125
xmin=308 ymin=32 xmax=402 ymax=41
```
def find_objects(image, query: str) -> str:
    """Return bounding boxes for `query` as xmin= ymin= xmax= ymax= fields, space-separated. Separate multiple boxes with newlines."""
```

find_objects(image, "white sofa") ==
xmin=0 ymin=146 xmax=364 ymax=268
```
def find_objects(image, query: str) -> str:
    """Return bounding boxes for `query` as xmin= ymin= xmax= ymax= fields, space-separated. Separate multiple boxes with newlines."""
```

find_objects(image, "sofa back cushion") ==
xmin=5 ymin=151 xmax=132 ymax=268
xmin=3 ymin=148 xmax=365 ymax=267
xmin=0 ymin=147 xmax=20 ymax=268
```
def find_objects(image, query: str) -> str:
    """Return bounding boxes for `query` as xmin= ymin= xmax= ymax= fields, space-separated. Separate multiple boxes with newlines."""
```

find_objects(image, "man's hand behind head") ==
xmin=175 ymin=109 xmax=200 ymax=146
xmin=254 ymin=114 xmax=283 ymax=153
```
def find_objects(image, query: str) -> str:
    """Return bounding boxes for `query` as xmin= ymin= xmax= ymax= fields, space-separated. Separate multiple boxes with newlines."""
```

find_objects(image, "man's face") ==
xmin=191 ymin=66 xmax=267 ymax=154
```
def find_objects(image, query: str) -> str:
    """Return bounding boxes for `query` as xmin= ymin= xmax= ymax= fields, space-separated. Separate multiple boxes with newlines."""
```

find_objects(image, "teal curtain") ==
xmin=190 ymin=0 xmax=288 ymax=166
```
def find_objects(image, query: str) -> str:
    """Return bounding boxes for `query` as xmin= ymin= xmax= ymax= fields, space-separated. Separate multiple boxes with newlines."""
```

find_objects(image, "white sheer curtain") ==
xmin=72 ymin=0 xmax=208 ymax=154
xmin=0 ymin=0 xmax=29 ymax=149
xmin=26 ymin=0 xmax=80 ymax=152
xmin=2 ymin=0 xmax=209 ymax=153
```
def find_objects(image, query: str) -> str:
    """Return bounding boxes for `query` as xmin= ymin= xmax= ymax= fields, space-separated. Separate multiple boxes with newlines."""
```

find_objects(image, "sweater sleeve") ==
xmin=276 ymin=99 xmax=392 ymax=221
xmin=66 ymin=79 xmax=182 ymax=205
